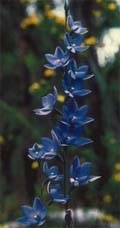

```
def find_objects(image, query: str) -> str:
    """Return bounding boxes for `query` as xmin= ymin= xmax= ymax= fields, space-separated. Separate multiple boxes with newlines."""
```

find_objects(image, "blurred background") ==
xmin=0 ymin=0 xmax=120 ymax=227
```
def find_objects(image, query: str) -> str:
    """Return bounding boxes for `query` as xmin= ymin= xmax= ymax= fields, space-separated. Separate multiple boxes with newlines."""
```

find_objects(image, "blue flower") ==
xmin=70 ymin=156 xmax=100 ymax=186
xmin=62 ymin=70 xmax=91 ymax=97
xmin=28 ymin=131 xmax=60 ymax=160
xmin=53 ymin=122 xmax=93 ymax=147
xmin=48 ymin=182 xmax=70 ymax=204
xmin=17 ymin=197 xmax=47 ymax=226
xmin=66 ymin=59 xmax=94 ymax=80
xmin=61 ymin=98 xmax=94 ymax=126
xmin=33 ymin=86 xmax=57 ymax=115
xmin=67 ymin=15 xmax=88 ymax=35
xmin=28 ymin=143 xmax=43 ymax=160
xmin=64 ymin=32 xmax=88 ymax=53
xmin=45 ymin=46 xmax=70 ymax=69
xmin=43 ymin=162 xmax=64 ymax=181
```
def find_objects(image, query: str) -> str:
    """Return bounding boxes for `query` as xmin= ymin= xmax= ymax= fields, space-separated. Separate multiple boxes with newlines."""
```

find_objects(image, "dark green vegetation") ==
xmin=0 ymin=0 xmax=120 ymax=225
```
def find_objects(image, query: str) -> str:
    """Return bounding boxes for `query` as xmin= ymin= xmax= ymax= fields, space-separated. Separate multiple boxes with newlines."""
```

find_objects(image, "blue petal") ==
xmin=64 ymin=33 xmax=71 ymax=46
xmin=44 ymin=63 xmax=57 ymax=69
xmin=67 ymin=15 xmax=73 ymax=29
xmin=84 ymin=74 xmax=94 ymax=80
xmin=33 ymin=108 xmax=52 ymax=116
xmin=78 ymin=65 xmax=88 ymax=73
xmin=42 ymin=151 xmax=57 ymax=160
xmin=38 ymin=219 xmax=46 ymax=226
xmin=55 ymin=46 xmax=64 ymax=58
xmin=42 ymin=94 xmax=54 ymax=108
xmin=70 ymin=156 xmax=80 ymax=177
xmin=51 ymin=130 xmax=61 ymax=148
xmin=53 ymin=86 xmax=58 ymax=100
xmin=75 ymin=46 xmax=89 ymax=52
xmin=43 ymin=161 xmax=48 ymax=174
xmin=75 ymin=105 xmax=88 ymax=116
xmin=53 ymin=194 xmax=70 ymax=204
xmin=33 ymin=197 xmax=47 ymax=220
xmin=17 ymin=216 xmax=36 ymax=225
xmin=78 ymin=162 xmax=91 ymax=176
xmin=73 ymin=137 xmax=93 ymax=146
xmin=73 ymin=89 xmax=91 ymax=96
xmin=89 ymin=176 xmax=101 ymax=182
xmin=45 ymin=54 xmax=57 ymax=64
xmin=21 ymin=205 xmax=35 ymax=218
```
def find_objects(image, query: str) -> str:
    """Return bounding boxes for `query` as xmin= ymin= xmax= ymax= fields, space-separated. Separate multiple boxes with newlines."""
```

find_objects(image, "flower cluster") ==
xmin=17 ymin=14 xmax=100 ymax=227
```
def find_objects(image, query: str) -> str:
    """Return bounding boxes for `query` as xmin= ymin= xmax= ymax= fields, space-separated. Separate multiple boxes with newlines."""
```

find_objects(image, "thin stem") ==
xmin=54 ymin=108 xmax=62 ymax=116
xmin=63 ymin=147 xmax=73 ymax=228
xmin=64 ymin=0 xmax=69 ymax=28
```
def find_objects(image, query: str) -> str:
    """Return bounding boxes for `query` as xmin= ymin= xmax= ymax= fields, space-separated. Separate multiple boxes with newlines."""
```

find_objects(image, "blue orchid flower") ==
xmin=47 ymin=182 xmax=70 ymax=204
xmin=17 ymin=197 xmax=47 ymax=226
xmin=67 ymin=15 xmax=88 ymax=35
xmin=62 ymin=70 xmax=91 ymax=97
xmin=28 ymin=143 xmax=43 ymax=160
xmin=53 ymin=122 xmax=93 ymax=147
xmin=66 ymin=59 xmax=94 ymax=80
xmin=45 ymin=46 xmax=70 ymax=69
xmin=28 ymin=131 xmax=60 ymax=160
xmin=70 ymin=156 xmax=100 ymax=186
xmin=43 ymin=162 xmax=64 ymax=181
xmin=64 ymin=32 xmax=88 ymax=53
xmin=33 ymin=86 xmax=57 ymax=116
xmin=61 ymin=98 xmax=94 ymax=126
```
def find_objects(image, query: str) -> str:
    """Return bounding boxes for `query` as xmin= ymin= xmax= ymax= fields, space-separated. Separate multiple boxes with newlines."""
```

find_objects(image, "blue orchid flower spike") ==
xmin=47 ymin=182 xmax=70 ymax=204
xmin=43 ymin=162 xmax=63 ymax=181
xmin=67 ymin=15 xmax=88 ymax=35
xmin=33 ymin=86 xmax=57 ymax=115
xmin=17 ymin=197 xmax=47 ymax=226
xmin=45 ymin=46 xmax=70 ymax=69
xmin=70 ymin=156 xmax=101 ymax=186
xmin=64 ymin=32 xmax=88 ymax=53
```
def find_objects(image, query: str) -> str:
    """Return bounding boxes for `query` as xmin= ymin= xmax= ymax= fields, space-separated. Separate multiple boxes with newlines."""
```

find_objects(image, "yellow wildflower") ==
xmin=55 ymin=16 xmax=65 ymax=26
xmin=114 ymin=163 xmax=120 ymax=171
xmin=107 ymin=3 xmax=117 ymax=10
xmin=103 ymin=194 xmax=112 ymax=204
xmin=85 ymin=36 xmax=97 ymax=45
xmin=99 ymin=213 xmax=117 ymax=223
xmin=20 ymin=14 xmax=40 ymax=29
xmin=113 ymin=172 xmax=120 ymax=182
xmin=44 ymin=4 xmax=51 ymax=12
xmin=44 ymin=69 xmax=56 ymax=78
xmin=31 ymin=161 xmax=39 ymax=169
xmin=57 ymin=95 xmax=65 ymax=103
xmin=29 ymin=82 xmax=40 ymax=93
xmin=93 ymin=10 xmax=101 ymax=18
xmin=8 ymin=134 xmax=13 ymax=140
xmin=109 ymin=137 xmax=116 ymax=144
xmin=45 ymin=9 xmax=55 ymax=18
xmin=96 ymin=0 xmax=103 ymax=3
xmin=0 ymin=135 xmax=5 ymax=144
xmin=45 ymin=9 xmax=65 ymax=26
xmin=20 ymin=0 xmax=33 ymax=3
xmin=0 ymin=225 xmax=9 ymax=228
xmin=39 ymin=79 xmax=46 ymax=86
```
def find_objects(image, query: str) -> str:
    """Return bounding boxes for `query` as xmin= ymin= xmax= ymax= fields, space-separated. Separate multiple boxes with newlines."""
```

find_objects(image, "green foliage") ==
xmin=1 ymin=0 xmax=120 ymax=224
